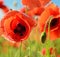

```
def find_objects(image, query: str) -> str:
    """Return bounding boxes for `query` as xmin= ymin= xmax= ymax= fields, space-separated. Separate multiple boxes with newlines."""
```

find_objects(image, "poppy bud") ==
xmin=40 ymin=32 xmax=46 ymax=43
xmin=1 ymin=10 xmax=36 ymax=42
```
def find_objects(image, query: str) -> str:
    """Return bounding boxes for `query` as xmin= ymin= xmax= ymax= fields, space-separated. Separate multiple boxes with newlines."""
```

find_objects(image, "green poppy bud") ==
xmin=40 ymin=32 xmax=46 ymax=43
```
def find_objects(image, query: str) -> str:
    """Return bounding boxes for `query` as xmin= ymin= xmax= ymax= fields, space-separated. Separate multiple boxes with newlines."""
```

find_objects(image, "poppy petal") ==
xmin=0 ymin=1 xmax=9 ymax=13
xmin=22 ymin=0 xmax=41 ymax=9
xmin=39 ymin=0 xmax=51 ymax=6
xmin=1 ymin=10 xmax=36 ymax=42
xmin=22 ymin=0 xmax=51 ymax=9
xmin=28 ymin=7 xmax=44 ymax=17
xmin=38 ymin=3 xmax=60 ymax=40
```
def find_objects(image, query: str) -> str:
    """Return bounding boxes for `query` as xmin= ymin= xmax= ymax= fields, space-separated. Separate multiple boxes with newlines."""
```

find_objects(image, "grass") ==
xmin=0 ymin=26 xmax=60 ymax=57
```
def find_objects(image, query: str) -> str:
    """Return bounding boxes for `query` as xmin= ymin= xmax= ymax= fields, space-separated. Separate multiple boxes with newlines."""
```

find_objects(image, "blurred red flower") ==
xmin=20 ymin=7 xmax=44 ymax=21
xmin=28 ymin=7 xmax=44 ymax=17
xmin=39 ymin=0 xmax=50 ymax=6
xmin=21 ymin=0 xmax=51 ymax=20
xmin=49 ymin=47 xmax=54 ymax=55
xmin=38 ymin=3 xmax=60 ymax=40
xmin=1 ymin=10 xmax=36 ymax=42
xmin=22 ymin=0 xmax=41 ymax=9
xmin=22 ymin=0 xmax=51 ymax=9
xmin=22 ymin=0 xmax=50 ymax=19
xmin=57 ymin=55 xmax=60 ymax=57
xmin=42 ymin=48 xmax=46 ymax=55
xmin=0 ymin=1 xmax=9 ymax=13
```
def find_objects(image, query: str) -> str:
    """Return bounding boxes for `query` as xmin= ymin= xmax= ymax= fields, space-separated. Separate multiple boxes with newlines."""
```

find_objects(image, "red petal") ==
xmin=22 ymin=0 xmax=41 ymax=9
xmin=0 ymin=1 xmax=9 ymax=13
xmin=1 ymin=10 xmax=36 ymax=42
xmin=38 ymin=3 xmax=59 ymax=40
xmin=28 ymin=7 xmax=44 ymax=16
xmin=39 ymin=0 xmax=51 ymax=6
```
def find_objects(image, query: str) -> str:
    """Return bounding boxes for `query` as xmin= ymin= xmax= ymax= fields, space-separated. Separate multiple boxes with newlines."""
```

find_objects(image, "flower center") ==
xmin=50 ymin=18 xmax=59 ymax=29
xmin=14 ymin=23 xmax=26 ymax=36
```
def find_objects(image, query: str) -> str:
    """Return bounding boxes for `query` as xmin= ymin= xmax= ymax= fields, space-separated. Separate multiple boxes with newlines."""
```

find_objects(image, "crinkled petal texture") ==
xmin=1 ymin=10 xmax=36 ymax=42
xmin=38 ymin=3 xmax=60 ymax=40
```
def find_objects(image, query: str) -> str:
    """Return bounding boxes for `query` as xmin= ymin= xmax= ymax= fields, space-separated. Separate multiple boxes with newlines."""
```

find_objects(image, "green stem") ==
xmin=48 ymin=16 xmax=53 ymax=40
xmin=46 ymin=16 xmax=53 ymax=57
xmin=20 ymin=41 xmax=22 ymax=57
xmin=28 ymin=37 xmax=31 ymax=57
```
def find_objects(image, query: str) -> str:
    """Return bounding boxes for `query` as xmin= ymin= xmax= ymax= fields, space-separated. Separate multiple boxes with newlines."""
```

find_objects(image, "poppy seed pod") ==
xmin=1 ymin=10 xmax=36 ymax=42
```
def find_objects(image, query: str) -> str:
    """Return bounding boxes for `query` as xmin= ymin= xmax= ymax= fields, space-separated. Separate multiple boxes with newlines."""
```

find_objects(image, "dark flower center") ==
xmin=14 ymin=23 xmax=26 ymax=36
xmin=50 ymin=18 xmax=58 ymax=28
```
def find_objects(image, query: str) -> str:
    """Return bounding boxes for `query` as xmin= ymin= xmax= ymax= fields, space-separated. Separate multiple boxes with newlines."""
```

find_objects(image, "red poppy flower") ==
xmin=38 ymin=3 xmax=60 ymax=40
xmin=1 ymin=10 xmax=36 ymax=42
xmin=28 ymin=7 xmax=44 ymax=17
xmin=20 ymin=7 xmax=44 ymax=20
xmin=22 ymin=0 xmax=41 ymax=9
xmin=21 ymin=0 xmax=50 ymax=18
xmin=49 ymin=47 xmax=54 ymax=55
xmin=42 ymin=48 xmax=46 ymax=55
xmin=0 ymin=1 xmax=9 ymax=13
xmin=39 ymin=0 xmax=51 ymax=6
xmin=22 ymin=0 xmax=51 ymax=9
